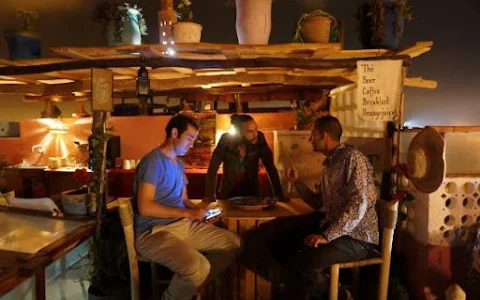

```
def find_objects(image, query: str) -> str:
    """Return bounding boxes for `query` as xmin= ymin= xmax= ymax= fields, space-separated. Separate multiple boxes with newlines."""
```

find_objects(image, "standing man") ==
xmin=204 ymin=114 xmax=286 ymax=202
xmin=133 ymin=114 xmax=241 ymax=300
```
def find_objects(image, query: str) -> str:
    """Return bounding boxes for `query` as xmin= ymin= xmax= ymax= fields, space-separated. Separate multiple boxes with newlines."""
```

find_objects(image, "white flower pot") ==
xmin=235 ymin=0 xmax=272 ymax=45
xmin=173 ymin=22 xmax=203 ymax=43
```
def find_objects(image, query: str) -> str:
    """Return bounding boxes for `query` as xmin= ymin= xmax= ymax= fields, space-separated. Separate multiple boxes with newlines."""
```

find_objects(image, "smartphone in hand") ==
xmin=205 ymin=208 xmax=222 ymax=220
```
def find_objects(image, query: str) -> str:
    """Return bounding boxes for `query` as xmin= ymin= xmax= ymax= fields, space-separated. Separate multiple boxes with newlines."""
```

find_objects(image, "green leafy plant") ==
xmin=293 ymin=9 xmax=339 ymax=43
xmin=356 ymin=0 xmax=413 ymax=43
xmin=88 ymin=123 xmax=122 ymax=291
xmin=93 ymin=2 xmax=148 ymax=42
xmin=176 ymin=0 xmax=194 ymax=22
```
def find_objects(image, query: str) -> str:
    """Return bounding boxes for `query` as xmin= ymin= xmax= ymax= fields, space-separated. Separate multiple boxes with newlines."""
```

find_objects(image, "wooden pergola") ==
xmin=0 ymin=41 xmax=436 ymax=103
xmin=0 ymin=41 xmax=437 ymax=300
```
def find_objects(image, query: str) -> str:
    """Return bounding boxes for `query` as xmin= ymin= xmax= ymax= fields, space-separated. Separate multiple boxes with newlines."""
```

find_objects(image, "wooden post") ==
xmin=378 ymin=200 xmax=399 ymax=300
xmin=234 ymin=94 xmax=242 ymax=113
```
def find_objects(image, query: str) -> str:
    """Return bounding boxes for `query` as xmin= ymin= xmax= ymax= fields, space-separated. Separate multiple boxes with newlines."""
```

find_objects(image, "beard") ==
xmin=174 ymin=144 xmax=188 ymax=156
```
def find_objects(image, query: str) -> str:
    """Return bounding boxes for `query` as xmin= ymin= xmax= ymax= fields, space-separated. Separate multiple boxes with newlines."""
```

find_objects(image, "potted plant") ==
xmin=4 ymin=10 xmax=41 ymax=60
xmin=356 ymin=0 xmax=413 ymax=49
xmin=0 ymin=156 xmax=14 ymax=207
xmin=230 ymin=0 xmax=273 ymax=44
xmin=93 ymin=2 xmax=148 ymax=46
xmin=86 ymin=120 xmax=129 ymax=300
xmin=173 ymin=0 xmax=203 ymax=43
xmin=293 ymin=9 xmax=339 ymax=43
xmin=60 ymin=168 xmax=95 ymax=216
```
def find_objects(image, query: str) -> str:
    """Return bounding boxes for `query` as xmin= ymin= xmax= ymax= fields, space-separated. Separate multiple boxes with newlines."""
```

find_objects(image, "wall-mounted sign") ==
xmin=91 ymin=68 xmax=113 ymax=111
xmin=357 ymin=60 xmax=403 ymax=121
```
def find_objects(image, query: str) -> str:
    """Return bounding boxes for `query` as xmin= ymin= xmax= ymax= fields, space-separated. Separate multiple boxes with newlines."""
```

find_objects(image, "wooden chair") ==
xmin=118 ymin=198 xmax=201 ymax=300
xmin=329 ymin=200 xmax=399 ymax=300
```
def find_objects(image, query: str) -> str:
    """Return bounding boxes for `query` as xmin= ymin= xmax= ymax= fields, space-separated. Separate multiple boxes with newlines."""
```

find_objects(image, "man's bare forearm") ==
xmin=183 ymin=198 xmax=199 ymax=209
xmin=138 ymin=201 xmax=189 ymax=219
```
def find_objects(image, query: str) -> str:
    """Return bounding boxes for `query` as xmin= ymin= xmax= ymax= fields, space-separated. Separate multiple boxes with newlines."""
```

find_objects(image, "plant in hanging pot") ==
xmin=93 ymin=2 xmax=148 ymax=46
xmin=173 ymin=0 xmax=203 ymax=43
xmin=4 ymin=10 xmax=41 ymax=60
xmin=356 ymin=0 xmax=413 ymax=50
xmin=229 ymin=0 xmax=273 ymax=44
xmin=293 ymin=9 xmax=340 ymax=43
xmin=61 ymin=168 xmax=95 ymax=216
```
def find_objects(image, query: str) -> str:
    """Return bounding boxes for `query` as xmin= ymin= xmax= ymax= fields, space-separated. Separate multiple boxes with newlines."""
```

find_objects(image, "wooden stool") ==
xmin=118 ymin=198 xmax=202 ymax=300
xmin=329 ymin=200 xmax=399 ymax=300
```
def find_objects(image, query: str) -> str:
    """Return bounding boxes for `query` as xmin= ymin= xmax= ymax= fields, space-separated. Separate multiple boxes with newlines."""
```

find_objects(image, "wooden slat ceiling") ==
xmin=0 ymin=41 xmax=436 ymax=100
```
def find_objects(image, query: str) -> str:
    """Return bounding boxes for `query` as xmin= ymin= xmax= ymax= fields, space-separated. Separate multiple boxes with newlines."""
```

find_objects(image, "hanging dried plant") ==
xmin=356 ymin=0 xmax=413 ymax=43
xmin=176 ymin=0 xmax=194 ymax=22
xmin=93 ymin=2 xmax=148 ymax=42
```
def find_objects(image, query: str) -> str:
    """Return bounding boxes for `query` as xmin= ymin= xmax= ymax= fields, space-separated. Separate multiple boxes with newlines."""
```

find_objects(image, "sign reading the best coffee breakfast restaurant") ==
xmin=357 ymin=60 xmax=403 ymax=121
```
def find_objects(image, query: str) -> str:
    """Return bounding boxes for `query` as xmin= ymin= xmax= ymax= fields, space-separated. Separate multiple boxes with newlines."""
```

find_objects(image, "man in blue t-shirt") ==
xmin=133 ymin=114 xmax=241 ymax=300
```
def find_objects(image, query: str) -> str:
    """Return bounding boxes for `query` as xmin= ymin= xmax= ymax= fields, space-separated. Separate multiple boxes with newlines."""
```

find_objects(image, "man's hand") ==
xmin=185 ymin=208 xmax=207 ymax=221
xmin=285 ymin=165 xmax=299 ymax=182
xmin=202 ymin=196 xmax=216 ymax=204
xmin=304 ymin=234 xmax=328 ymax=248
xmin=204 ymin=216 xmax=220 ymax=224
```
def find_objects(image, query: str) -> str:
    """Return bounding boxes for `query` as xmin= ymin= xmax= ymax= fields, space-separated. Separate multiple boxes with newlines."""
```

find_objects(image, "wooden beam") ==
xmin=0 ymin=55 xmax=412 ymax=76
xmin=403 ymin=77 xmax=437 ymax=89
xmin=23 ymin=94 xmax=89 ymax=102
xmin=116 ymin=73 xmax=353 ymax=92
xmin=0 ymin=80 xmax=89 ymax=95
xmin=394 ymin=41 xmax=433 ymax=58
xmin=155 ymin=85 xmax=327 ymax=96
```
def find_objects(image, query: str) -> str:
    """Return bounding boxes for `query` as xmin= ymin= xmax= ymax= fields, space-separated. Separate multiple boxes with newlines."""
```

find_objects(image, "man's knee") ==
xmin=218 ymin=229 xmax=242 ymax=254
xmin=177 ymin=253 xmax=211 ymax=286
xmin=229 ymin=231 xmax=243 ymax=254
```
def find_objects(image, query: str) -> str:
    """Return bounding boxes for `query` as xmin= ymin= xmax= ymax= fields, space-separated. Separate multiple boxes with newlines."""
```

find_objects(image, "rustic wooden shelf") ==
xmin=0 ymin=41 xmax=436 ymax=99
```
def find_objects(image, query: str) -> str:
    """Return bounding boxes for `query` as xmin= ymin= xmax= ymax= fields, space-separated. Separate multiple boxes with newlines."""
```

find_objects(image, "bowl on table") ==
xmin=228 ymin=196 xmax=277 ymax=211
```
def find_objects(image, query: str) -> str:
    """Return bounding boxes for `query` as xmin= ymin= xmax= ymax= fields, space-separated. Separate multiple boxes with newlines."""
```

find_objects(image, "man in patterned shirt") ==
xmin=242 ymin=115 xmax=378 ymax=299
xmin=282 ymin=115 xmax=379 ymax=298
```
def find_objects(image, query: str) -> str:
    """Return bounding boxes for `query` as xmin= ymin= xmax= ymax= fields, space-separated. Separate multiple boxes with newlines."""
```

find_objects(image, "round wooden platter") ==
xmin=228 ymin=196 xmax=277 ymax=211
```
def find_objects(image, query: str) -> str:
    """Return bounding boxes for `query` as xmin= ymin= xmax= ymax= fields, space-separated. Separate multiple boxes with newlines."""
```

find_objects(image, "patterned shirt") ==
xmin=295 ymin=144 xmax=379 ymax=245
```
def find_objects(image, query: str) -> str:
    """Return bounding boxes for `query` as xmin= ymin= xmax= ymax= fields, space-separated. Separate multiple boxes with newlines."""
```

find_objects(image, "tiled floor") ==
xmin=45 ymin=258 xmax=90 ymax=300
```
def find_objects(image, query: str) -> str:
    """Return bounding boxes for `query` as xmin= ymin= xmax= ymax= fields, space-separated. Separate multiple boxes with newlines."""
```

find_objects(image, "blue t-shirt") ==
xmin=132 ymin=148 xmax=187 ymax=234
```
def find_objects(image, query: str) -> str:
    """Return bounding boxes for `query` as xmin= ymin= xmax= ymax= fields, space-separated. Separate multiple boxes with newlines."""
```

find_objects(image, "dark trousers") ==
xmin=242 ymin=213 xmax=374 ymax=299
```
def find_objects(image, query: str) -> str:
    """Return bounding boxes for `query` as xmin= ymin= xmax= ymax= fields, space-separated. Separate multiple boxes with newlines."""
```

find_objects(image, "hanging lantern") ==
xmin=136 ymin=65 xmax=150 ymax=97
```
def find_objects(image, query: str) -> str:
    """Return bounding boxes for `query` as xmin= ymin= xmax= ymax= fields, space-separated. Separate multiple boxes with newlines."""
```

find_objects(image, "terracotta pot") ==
xmin=173 ymin=22 xmax=203 ymax=43
xmin=235 ymin=0 xmax=272 ymax=45
xmin=300 ymin=16 xmax=332 ymax=43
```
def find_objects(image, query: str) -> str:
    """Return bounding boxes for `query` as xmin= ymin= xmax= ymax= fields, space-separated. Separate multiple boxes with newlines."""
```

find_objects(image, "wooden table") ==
xmin=0 ymin=207 xmax=95 ymax=300
xmin=194 ymin=199 xmax=314 ymax=300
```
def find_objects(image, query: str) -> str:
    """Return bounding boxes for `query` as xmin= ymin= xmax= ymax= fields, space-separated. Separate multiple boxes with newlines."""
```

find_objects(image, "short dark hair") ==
xmin=165 ymin=114 xmax=199 ymax=138
xmin=230 ymin=113 xmax=254 ymax=129
xmin=314 ymin=116 xmax=342 ymax=141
